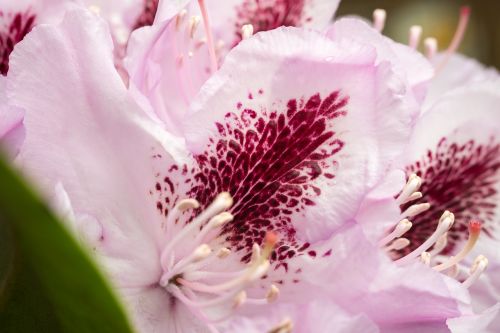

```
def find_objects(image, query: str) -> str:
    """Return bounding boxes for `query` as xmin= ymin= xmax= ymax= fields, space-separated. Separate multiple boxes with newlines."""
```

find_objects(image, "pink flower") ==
xmin=359 ymin=6 xmax=500 ymax=330
xmin=6 ymin=6 xmax=426 ymax=332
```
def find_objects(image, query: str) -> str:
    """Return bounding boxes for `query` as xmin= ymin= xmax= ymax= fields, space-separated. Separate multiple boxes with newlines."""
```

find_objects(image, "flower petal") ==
xmin=183 ymin=27 xmax=417 ymax=249
xmin=399 ymin=82 xmax=500 ymax=258
xmin=8 ymin=8 xmax=179 ymax=288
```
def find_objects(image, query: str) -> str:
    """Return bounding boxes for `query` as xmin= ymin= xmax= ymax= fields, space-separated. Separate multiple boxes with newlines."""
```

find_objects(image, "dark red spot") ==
xmin=233 ymin=0 xmax=306 ymax=46
xmin=132 ymin=0 xmax=159 ymax=30
xmin=0 ymin=11 xmax=36 ymax=75
xmin=398 ymin=139 xmax=500 ymax=257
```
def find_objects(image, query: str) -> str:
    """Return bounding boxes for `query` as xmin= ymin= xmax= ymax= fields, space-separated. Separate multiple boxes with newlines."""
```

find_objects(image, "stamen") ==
xmin=163 ymin=198 xmax=199 ymax=232
xmin=396 ymin=174 xmax=422 ymax=205
xmin=395 ymin=211 xmax=454 ymax=265
xmin=217 ymin=247 xmax=231 ymax=258
xmin=424 ymin=37 xmax=438 ymax=59
xmin=433 ymin=220 xmax=482 ymax=272
xmin=379 ymin=219 xmax=412 ymax=246
xmin=266 ymin=284 xmax=279 ymax=303
xmin=233 ymin=290 xmax=247 ymax=308
xmin=436 ymin=6 xmax=471 ymax=73
xmin=268 ymin=318 xmax=293 ymax=333
xmin=429 ymin=232 xmax=448 ymax=256
xmin=372 ymin=9 xmax=387 ymax=33
xmin=408 ymin=25 xmax=423 ymax=49
xmin=193 ymin=211 xmax=233 ymax=245
xmin=241 ymin=24 xmax=254 ymax=40
xmin=197 ymin=0 xmax=218 ymax=73
xmin=420 ymin=252 xmax=431 ymax=265
xmin=401 ymin=202 xmax=431 ymax=218
xmin=175 ymin=9 xmax=187 ymax=30
xmin=160 ymin=193 xmax=232 ymax=270
xmin=385 ymin=238 xmax=410 ymax=251
xmin=188 ymin=15 xmax=201 ymax=39
xmin=462 ymin=255 xmax=488 ymax=288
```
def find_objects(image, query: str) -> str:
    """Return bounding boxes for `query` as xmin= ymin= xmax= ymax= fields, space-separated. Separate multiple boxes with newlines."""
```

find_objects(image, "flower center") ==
xmin=0 ymin=10 xmax=36 ymax=75
xmin=158 ymin=193 xmax=280 ymax=323
xmin=380 ymin=171 xmax=489 ymax=289
xmin=233 ymin=0 xmax=307 ymax=46
xmin=132 ymin=0 xmax=159 ymax=30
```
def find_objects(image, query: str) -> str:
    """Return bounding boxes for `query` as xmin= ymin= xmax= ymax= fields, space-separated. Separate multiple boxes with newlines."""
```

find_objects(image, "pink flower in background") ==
xmin=5 ymin=3 xmax=431 ymax=331
xmin=126 ymin=0 xmax=341 ymax=135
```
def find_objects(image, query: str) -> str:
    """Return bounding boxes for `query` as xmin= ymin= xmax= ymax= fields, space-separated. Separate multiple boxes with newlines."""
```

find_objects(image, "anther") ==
xmin=379 ymin=219 xmax=412 ymax=246
xmin=217 ymin=247 xmax=231 ymax=258
xmin=266 ymin=284 xmax=279 ymax=303
xmin=188 ymin=16 xmax=201 ymax=39
xmin=176 ymin=9 xmax=187 ymax=30
xmin=241 ymin=24 xmax=254 ymax=40
xmin=268 ymin=318 xmax=293 ymax=333
xmin=401 ymin=202 xmax=431 ymax=218
xmin=192 ymin=244 xmax=212 ymax=262
xmin=420 ymin=252 xmax=431 ymax=265
xmin=234 ymin=291 xmax=247 ymax=308
xmin=424 ymin=37 xmax=438 ymax=59
xmin=373 ymin=9 xmax=387 ymax=33
xmin=395 ymin=211 xmax=454 ymax=265
xmin=408 ymin=25 xmax=423 ymax=49
xmin=386 ymin=238 xmax=410 ymax=251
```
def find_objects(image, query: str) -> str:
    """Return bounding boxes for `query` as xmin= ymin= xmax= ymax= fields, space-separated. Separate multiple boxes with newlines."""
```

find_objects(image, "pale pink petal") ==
xmin=184 ymin=27 xmax=417 ymax=245
xmin=8 ymin=8 xmax=177 ymax=289
xmin=121 ymin=286 xmax=210 ymax=333
xmin=326 ymin=18 xmax=434 ymax=105
xmin=0 ymin=0 xmax=76 ymax=75
xmin=447 ymin=303 xmax=500 ymax=333
xmin=0 ymin=76 xmax=24 ymax=157
xmin=425 ymin=53 xmax=500 ymax=109
xmin=222 ymin=299 xmax=379 ymax=333
xmin=302 ymin=225 xmax=471 ymax=329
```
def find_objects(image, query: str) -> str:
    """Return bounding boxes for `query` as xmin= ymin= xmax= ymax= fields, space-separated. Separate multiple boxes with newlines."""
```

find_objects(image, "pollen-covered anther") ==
xmin=408 ymin=25 xmax=423 ymax=49
xmin=433 ymin=220 xmax=482 ymax=272
xmin=372 ymin=8 xmax=387 ymax=32
xmin=241 ymin=24 xmax=254 ymax=39
xmin=268 ymin=318 xmax=293 ymax=333
xmin=462 ymin=255 xmax=489 ymax=288
xmin=395 ymin=210 xmax=454 ymax=265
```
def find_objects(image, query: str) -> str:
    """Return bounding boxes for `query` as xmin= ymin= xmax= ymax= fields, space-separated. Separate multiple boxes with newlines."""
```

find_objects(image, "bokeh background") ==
xmin=336 ymin=0 xmax=500 ymax=69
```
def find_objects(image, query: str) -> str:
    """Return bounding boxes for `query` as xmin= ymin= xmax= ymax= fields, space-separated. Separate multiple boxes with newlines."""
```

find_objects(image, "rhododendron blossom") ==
xmin=1 ymin=1 xmax=500 ymax=333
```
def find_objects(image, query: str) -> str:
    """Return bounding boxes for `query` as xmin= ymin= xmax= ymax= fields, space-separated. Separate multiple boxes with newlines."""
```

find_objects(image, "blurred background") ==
xmin=336 ymin=0 xmax=500 ymax=69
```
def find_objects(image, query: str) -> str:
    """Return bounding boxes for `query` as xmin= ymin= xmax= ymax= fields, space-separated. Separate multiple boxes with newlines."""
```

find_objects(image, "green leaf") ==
xmin=0 ymin=156 xmax=135 ymax=333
